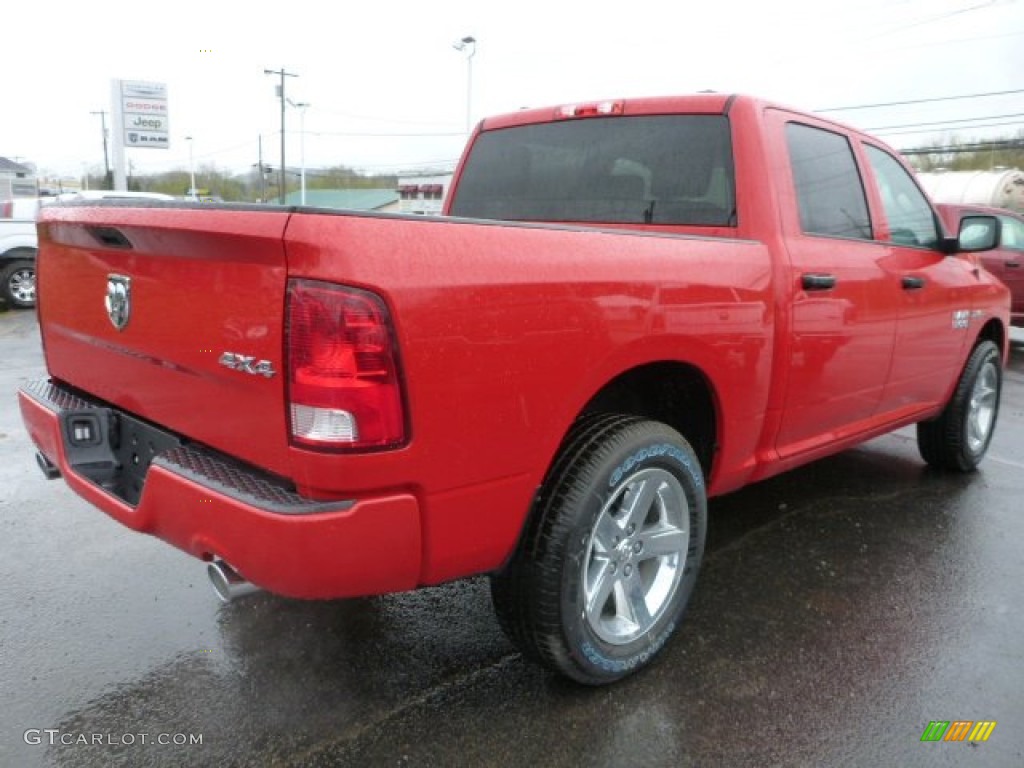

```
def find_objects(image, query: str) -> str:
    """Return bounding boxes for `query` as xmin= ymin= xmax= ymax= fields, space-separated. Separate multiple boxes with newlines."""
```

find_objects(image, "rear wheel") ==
xmin=917 ymin=340 xmax=1002 ymax=471
xmin=491 ymin=415 xmax=707 ymax=684
xmin=1 ymin=258 xmax=36 ymax=308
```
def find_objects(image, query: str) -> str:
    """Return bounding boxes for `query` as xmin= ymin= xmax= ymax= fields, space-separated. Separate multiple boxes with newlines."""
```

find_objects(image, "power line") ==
xmin=865 ymin=112 xmax=1024 ymax=131
xmin=309 ymin=130 xmax=466 ymax=138
xmin=855 ymin=0 xmax=1005 ymax=44
xmin=767 ymin=0 xmax=1009 ymax=71
xmin=312 ymin=107 xmax=458 ymax=128
xmin=353 ymin=158 xmax=461 ymax=171
xmin=900 ymin=139 xmax=1024 ymax=156
xmin=817 ymin=88 xmax=1024 ymax=113
xmin=870 ymin=28 xmax=1024 ymax=55
xmin=190 ymin=137 xmax=263 ymax=162
xmin=878 ymin=119 xmax=1024 ymax=137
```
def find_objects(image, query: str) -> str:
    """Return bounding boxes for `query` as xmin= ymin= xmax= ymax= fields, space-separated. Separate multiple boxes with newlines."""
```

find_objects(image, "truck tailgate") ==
xmin=36 ymin=203 xmax=293 ymax=476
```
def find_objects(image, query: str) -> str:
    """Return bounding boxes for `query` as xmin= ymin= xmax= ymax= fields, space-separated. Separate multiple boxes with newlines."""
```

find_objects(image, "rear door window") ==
xmin=785 ymin=123 xmax=872 ymax=240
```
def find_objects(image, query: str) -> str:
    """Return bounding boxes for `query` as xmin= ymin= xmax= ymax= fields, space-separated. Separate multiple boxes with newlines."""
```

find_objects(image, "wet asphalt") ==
xmin=1 ymin=305 xmax=1022 ymax=768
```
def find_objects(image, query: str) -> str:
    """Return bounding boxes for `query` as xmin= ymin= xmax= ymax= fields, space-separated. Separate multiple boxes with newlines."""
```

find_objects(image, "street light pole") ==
xmin=452 ymin=36 xmax=477 ymax=133
xmin=264 ymin=67 xmax=298 ymax=204
xmin=288 ymin=100 xmax=310 ymax=205
xmin=185 ymin=135 xmax=196 ymax=196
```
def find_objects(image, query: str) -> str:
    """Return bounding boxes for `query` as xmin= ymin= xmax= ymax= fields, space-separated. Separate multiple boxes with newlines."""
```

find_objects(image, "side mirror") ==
xmin=957 ymin=215 xmax=1000 ymax=253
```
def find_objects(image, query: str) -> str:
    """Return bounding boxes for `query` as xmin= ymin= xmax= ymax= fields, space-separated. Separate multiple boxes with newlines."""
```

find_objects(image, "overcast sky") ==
xmin=4 ymin=0 xmax=1022 ymax=180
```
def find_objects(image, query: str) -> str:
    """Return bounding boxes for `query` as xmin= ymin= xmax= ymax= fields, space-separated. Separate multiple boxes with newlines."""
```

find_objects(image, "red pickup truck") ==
xmin=19 ymin=94 xmax=1009 ymax=684
xmin=937 ymin=202 xmax=1024 ymax=327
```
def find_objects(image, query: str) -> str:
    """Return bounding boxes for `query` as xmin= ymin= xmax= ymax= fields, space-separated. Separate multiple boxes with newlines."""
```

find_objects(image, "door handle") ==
xmin=902 ymin=275 xmax=926 ymax=290
xmin=802 ymin=273 xmax=836 ymax=291
xmin=1007 ymin=261 xmax=1020 ymax=268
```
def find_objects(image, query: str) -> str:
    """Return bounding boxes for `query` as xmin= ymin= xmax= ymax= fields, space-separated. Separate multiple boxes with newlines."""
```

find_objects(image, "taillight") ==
xmin=286 ymin=280 xmax=406 ymax=450
xmin=0 ymin=200 xmax=12 ymax=218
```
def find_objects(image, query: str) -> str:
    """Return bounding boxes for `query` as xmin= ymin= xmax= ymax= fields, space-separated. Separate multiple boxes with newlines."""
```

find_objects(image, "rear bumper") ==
xmin=18 ymin=379 xmax=422 ymax=599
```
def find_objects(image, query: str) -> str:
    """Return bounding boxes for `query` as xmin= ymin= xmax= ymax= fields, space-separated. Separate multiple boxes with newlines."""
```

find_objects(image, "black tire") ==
xmin=491 ymin=414 xmax=707 ymax=685
xmin=1 ymin=258 xmax=37 ymax=309
xmin=917 ymin=340 xmax=1002 ymax=472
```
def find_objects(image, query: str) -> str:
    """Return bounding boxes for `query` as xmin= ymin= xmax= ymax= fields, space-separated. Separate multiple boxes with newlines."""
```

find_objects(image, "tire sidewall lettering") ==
xmin=579 ymin=620 xmax=678 ymax=674
xmin=610 ymin=442 xmax=703 ymax=490
xmin=561 ymin=430 xmax=706 ymax=680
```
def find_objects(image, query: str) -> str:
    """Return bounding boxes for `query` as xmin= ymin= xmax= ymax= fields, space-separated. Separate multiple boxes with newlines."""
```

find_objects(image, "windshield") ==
xmin=449 ymin=114 xmax=735 ymax=226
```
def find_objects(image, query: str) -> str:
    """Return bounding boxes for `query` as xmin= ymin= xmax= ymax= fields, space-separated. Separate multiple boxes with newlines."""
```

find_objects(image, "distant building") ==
xmin=397 ymin=174 xmax=453 ymax=216
xmin=0 ymin=157 xmax=38 ymax=198
xmin=283 ymin=188 xmax=399 ymax=212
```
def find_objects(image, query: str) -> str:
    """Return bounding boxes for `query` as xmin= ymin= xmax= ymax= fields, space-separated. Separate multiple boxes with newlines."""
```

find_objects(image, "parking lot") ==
xmin=1 ymin=306 xmax=1022 ymax=768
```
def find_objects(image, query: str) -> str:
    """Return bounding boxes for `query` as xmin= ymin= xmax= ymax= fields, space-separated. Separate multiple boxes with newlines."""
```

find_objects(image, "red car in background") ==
xmin=939 ymin=203 xmax=1024 ymax=327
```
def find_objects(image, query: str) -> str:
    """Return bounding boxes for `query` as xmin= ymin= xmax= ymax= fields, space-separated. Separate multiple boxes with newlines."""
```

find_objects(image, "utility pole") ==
xmin=258 ymin=134 xmax=266 ymax=202
xmin=263 ymin=67 xmax=298 ymax=204
xmin=90 ymin=110 xmax=111 ymax=189
xmin=186 ymin=136 xmax=196 ymax=196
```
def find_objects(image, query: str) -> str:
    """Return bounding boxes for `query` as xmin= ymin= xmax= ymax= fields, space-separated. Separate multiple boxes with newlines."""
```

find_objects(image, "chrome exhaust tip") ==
xmin=207 ymin=560 xmax=259 ymax=603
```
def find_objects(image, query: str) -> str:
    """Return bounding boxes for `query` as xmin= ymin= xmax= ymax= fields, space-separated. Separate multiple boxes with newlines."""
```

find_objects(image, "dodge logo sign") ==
xmin=105 ymin=275 xmax=132 ymax=330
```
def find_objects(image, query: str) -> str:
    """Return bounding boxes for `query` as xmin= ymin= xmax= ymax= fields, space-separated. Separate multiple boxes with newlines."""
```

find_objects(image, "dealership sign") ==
xmin=117 ymin=80 xmax=169 ymax=149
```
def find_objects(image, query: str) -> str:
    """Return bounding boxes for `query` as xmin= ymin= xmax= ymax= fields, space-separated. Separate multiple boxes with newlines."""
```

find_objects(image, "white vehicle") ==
xmin=0 ymin=191 xmax=173 ymax=308
xmin=52 ymin=190 xmax=174 ymax=203
xmin=0 ymin=198 xmax=43 ymax=308
xmin=0 ymin=219 xmax=37 ymax=308
xmin=1 ymin=197 xmax=46 ymax=219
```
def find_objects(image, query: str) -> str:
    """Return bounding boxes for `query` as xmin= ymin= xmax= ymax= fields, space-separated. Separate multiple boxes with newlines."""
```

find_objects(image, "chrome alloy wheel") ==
xmin=9 ymin=266 xmax=36 ymax=305
xmin=967 ymin=358 xmax=999 ymax=454
xmin=582 ymin=467 xmax=689 ymax=645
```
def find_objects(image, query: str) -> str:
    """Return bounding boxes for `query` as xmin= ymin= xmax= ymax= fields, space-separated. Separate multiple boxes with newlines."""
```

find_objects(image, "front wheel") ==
xmin=917 ymin=340 xmax=1002 ymax=472
xmin=1 ymin=259 xmax=37 ymax=308
xmin=491 ymin=415 xmax=707 ymax=685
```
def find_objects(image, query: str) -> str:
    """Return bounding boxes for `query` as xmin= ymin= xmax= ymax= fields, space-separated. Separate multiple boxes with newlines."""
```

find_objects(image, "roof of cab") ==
xmin=479 ymin=93 xmax=740 ymax=132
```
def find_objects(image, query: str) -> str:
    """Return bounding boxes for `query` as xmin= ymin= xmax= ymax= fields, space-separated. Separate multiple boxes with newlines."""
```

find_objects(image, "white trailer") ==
xmin=917 ymin=169 xmax=1024 ymax=213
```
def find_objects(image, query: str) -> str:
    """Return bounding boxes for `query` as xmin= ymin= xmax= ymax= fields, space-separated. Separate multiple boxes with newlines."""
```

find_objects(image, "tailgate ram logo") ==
xmin=105 ymin=275 xmax=132 ymax=331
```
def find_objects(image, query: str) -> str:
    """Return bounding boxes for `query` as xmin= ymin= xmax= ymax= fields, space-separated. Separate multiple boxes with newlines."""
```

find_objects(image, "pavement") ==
xmin=1 ymin=305 xmax=1022 ymax=767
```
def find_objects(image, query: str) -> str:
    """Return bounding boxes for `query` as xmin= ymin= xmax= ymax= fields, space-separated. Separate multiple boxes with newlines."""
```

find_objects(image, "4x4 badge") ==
xmin=219 ymin=352 xmax=277 ymax=378
xmin=105 ymin=275 xmax=132 ymax=331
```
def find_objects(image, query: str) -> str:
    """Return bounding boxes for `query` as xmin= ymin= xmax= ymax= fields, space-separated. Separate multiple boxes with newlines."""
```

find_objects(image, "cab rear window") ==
xmin=449 ymin=115 xmax=735 ymax=226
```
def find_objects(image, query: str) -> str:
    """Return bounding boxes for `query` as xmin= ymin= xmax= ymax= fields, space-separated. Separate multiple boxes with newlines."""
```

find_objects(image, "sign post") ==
xmin=111 ymin=79 xmax=169 ymax=190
